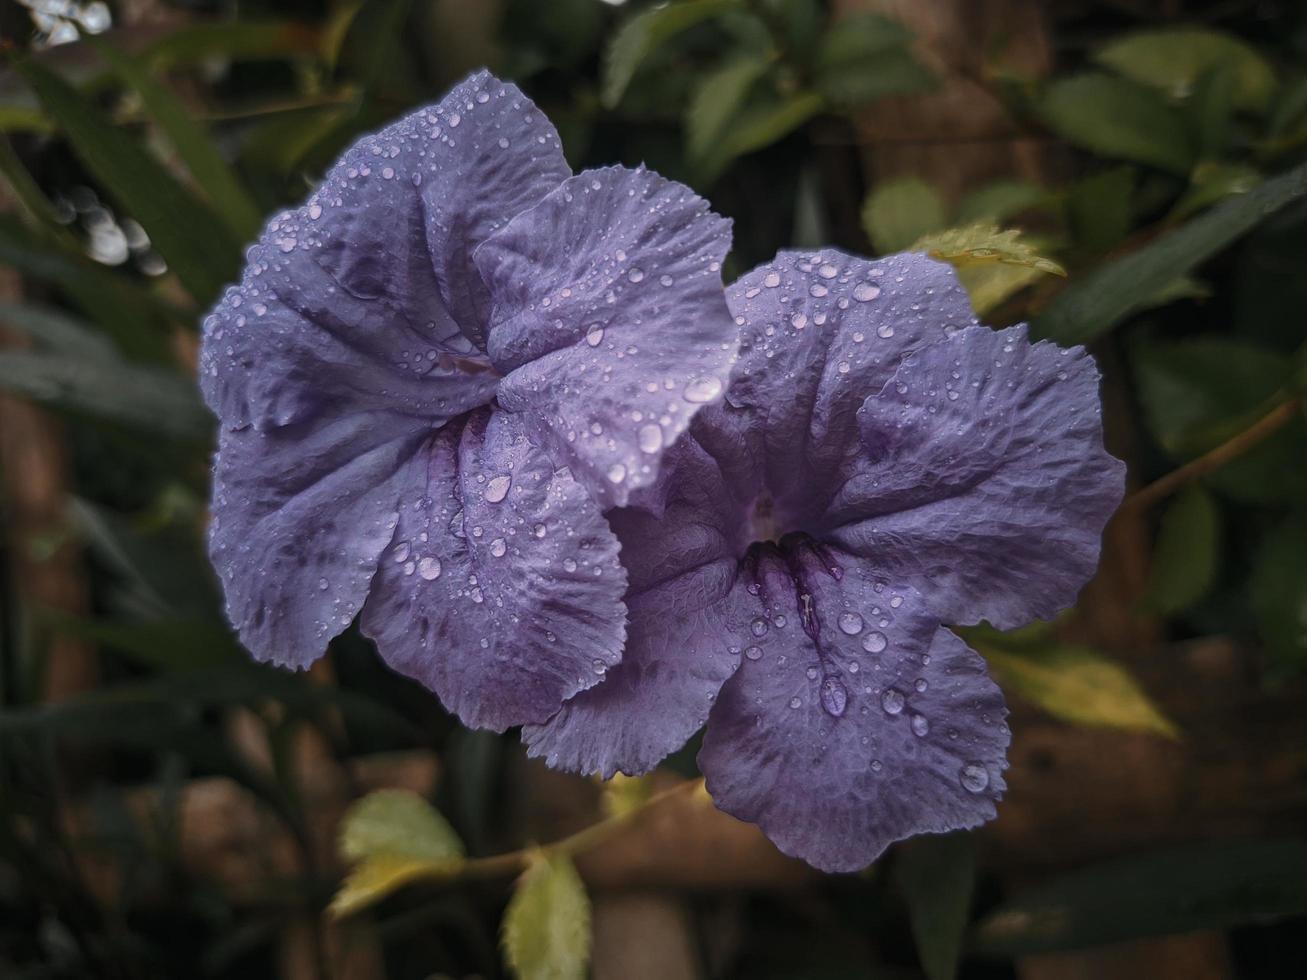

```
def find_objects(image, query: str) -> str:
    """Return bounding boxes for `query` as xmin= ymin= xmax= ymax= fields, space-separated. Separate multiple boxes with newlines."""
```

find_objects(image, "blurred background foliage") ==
xmin=1 ymin=0 xmax=1307 ymax=978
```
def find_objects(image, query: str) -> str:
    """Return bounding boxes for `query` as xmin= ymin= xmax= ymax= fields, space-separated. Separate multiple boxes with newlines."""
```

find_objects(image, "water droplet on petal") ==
xmin=838 ymin=612 xmax=864 ymax=635
xmin=683 ymin=376 xmax=722 ymax=403
xmin=821 ymin=677 xmax=848 ymax=717
xmin=862 ymin=631 xmax=887 ymax=653
xmin=763 ymin=271 xmax=781 ymax=288
xmin=910 ymin=713 xmax=930 ymax=737
xmin=743 ymin=645 xmax=763 ymax=661
xmin=607 ymin=463 xmax=627 ymax=484
xmin=484 ymin=475 xmax=511 ymax=503
xmin=853 ymin=281 xmax=881 ymax=302
xmin=489 ymin=538 xmax=507 ymax=557
xmin=585 ymin=325 xmax=604 ymax=347
xmin=750 ymin=617 xmax=769 ymax=637
xmin=789 ymin=696 xmax=802 ymax=709
xmin=881 ymin=688 xmax=905 ymax=715
xmin=627 ymin=267 xmax=645 ymax=283
xmin=417 ymin=556 xmax=442 ymax=581
xmin=960 ymin=764 xmax=990 ymax=793
xmin=637 ymin=423 xmax=663 ymax=454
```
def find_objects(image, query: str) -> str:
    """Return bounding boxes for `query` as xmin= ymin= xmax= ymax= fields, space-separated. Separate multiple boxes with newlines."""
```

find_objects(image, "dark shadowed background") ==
xmin=2 ymin=0 xmax=1306 ymax=978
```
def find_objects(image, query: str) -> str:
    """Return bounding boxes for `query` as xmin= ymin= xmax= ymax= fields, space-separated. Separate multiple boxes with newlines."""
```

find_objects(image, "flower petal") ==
xmin=698 ymin=542 xmax=1009 ymax=872
xmin=830 ymin=324 xmax=1125 ymax=628
xmin=522 ymin=432 xmax=754 ymax=775
xmin=208 ymin=412 xmax=420 ymax=670
xmin=475 ymin=166 xmax=738 ymax=507
xmin=359 ymin=409 xmax=628 ymax=732
xmin=723 ymin=249 xmax=978 ymax=530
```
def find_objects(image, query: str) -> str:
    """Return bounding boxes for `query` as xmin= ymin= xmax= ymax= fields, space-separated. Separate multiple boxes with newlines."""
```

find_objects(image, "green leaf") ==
xmin=861 ymin=176 xmax=946 ymax=253
xmin=0 ymin=301 xmax=118 ymax=361
xmin=975 ymin=839 xmax=1307 ymax=954
xmin=1032 ymin=159 xmax=1307 ymax=345
xmin=332 ymin=790 xmax=465 ymax=916
xmin=1142 ymin=485 xmax=1220 ymax=615
xmin=1250 ymin=510 xmax=1307 ymax=675
xmin=602 ymin=0 xmax=741 ymax=109
xmin=1132 ymin=337 xmax=1288 ymax=457
xmin=15 ymin=59 xmax=241 ymax=304
xmin=814 ymin=14 xmax=932 ymax=107
xmin=686 ymin=57 xmax=770 ymax=162
xmin=502 ymin=850 xmax=591 ymax=980
xmin=141 ymin=20 xmax=324 ymax=70
xmin=92 ymin=39 xmax=263 ymax=242
xmin=912 ymin=224 xmax=1065 ymax=275
xmin=897 ymin=833 xmax=975 ymax=980
xmin=693 ymin=91 xmax=824 ymax=185
xmin=1094 ymin=28 xmax=1276 ymax=111
xmin=1169 ymin=162 xmax=1260 ymax=221
xmin=981 ymin=644 xmax=1178 ymax=739
xmin=0 ymin=350 xmax=210 ymax=440
xmin=599 ymin=773 xmax=654 ymax=819
xmin=1038 ymin=73 xmax=1193 ymax=174
xmin=955 ymin=180 xmax=1046 ymax=225
xmin=1063 ymin=166 xmax=1135 ymax=254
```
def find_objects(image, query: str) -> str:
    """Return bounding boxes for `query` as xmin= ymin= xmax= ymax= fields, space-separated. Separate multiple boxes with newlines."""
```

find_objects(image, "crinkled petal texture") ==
xmin=476 ymin=166 xmax=738 ymax=508
xmin=200 ymin=70 xmax=570 ymax=668
xmin=698 ymin=543 xmax=1010 ymax=873
xmin=358 ymin=410 xmax=627 ymax=732
xmin=531 ymin=249 xmax=1123 ymax=872
xmin=522 ymin=430 xmax=756 ymax=775
xmin=832 ymin=323 xmax=1127 ymax=628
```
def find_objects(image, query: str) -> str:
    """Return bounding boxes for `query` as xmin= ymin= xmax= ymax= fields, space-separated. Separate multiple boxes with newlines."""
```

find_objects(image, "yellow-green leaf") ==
xmin=912 ymin=224 xmax=1066 ymax=276
xmin=502 ymin=851 xmax=591 ymax=980
xmin=599 ymin=773 xmax=653 ymax=819
xmin=981 ymin=645 xmax=1179 ymax=739
xmin=331 ymin=789 xmax=464 ymax=916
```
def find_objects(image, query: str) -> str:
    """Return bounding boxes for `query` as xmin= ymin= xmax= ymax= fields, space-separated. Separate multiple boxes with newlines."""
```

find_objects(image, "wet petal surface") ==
xmin=477 ymin=166 xmax=738 ymax=507
xmin=360 ymin=410 xmax=628 ymax=732
xmin=698 ymin=542 xmax=1010 ymax=872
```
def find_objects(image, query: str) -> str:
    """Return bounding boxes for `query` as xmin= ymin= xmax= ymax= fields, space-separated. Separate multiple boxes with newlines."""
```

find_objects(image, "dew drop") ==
xmin=838 ymin=611 xmax=864 ymax=635
xmin=417 ymin=556 xmax=442 ymax=581
xmin=820 ymin=677 xmax=848 ymax=717
xmin=910 ymin=713 xmax=930 ymax=737
xmin=877 ymin=323 xmax=895 ymax=338
xmin=862 ymin=631 xmax=887 ymax=653
xmin=789 ymin=696 xmax=802 ymax=709
xmin=391 ymin=541 xmax=411 ymax=563
xmin=484 ymin=475 xmax=511 ymax=502
xmin=853 ymin=281 xmax=881 ymax=302
xmin=750 ymin=617 xmax=769 ymax=637
xmin=489 ymin=538 xmax=507 ymax=557
xmin=881 ymin=688 xmax=905 ymax=715
xmin=562 ymin=557 xmax=578 ymax=572
xmin=683 ymin=376 xmax=722 ymax=403
xmin=607 ymin=463 xmax=627 ymax=484
xmin=763 ymin=271 xmax=781 ymax=288
xmin=960 ymin=764 xmax=990 ymax=793
xmin=743 ymin=645 xmax=763 ymax=661
xmin=637 ymin=423 xmax=663 ymax=454
xmin=585 ymin=325 xmax=604 ymax=347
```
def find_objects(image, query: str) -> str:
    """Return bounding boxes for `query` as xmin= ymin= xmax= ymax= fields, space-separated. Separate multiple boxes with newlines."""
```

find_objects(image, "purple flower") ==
xmin=199 ymin=71 xmax=738 ymax=732
xmin=525 ymin=249 xmax=1125 ymax=871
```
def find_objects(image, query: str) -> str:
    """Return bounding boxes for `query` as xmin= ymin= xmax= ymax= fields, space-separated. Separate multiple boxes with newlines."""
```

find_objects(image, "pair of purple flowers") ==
xmin=200 ymin=71 xmax=1123 ymax=872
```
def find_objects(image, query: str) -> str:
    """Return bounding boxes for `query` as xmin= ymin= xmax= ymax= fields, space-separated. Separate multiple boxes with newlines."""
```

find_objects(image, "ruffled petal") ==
xmin=723 ymin=249 xmax=978 ymax=530
xmin=522 ymin=432 xmax=754 ymax=775
xmin=208 ymin=413 xmax=421 ymax=670
xmin=697 ymin=542 xmax=1009 ymax=872
xmin=830 ymin=324 xmax=1126 ymax=628
xmin=476 ymin=166 xmax=738 ymax=507
xmin=359 ymin=409 xmax=628 ymax=732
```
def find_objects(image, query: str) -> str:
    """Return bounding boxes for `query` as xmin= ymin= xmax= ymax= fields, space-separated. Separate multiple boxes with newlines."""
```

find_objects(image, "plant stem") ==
xmin=1125 ymin=397 xmax=1302 ymax=512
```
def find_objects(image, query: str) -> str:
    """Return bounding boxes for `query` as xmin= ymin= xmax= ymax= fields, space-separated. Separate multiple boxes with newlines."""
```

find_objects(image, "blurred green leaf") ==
xmin=92 ymin=39 xmax=263 ymax=242
xmin=1250 ymin=509 xmax=1307 ymax=675
xmin=1187 ymin=65 xmax=1235 ymax=160
xmin=694 ymin=91 xmax=823 ymax=185
xmin=814 ymin=13 xmax=932 ymax=107
xmin=0 ymin=301 xmax=117 ymax=361
xmin=956 ymin=180 xmax=1045 ymax=224
xmin=1170 ymin=162 xmax=1260 ymax=221
xmin=981 ymin=645 xmax=1178 ymax=738
xmin=333 ymin=790 xmax=464 ymax=916
xmin=686 ymin=57 xmax=769 ymax=163
xmin=1267 ymin=76 xmax=1307 ymax=139
xmin=16 ymin=59 xmax=240 ymax=304
xmin=1094 ymin=28 xmax=1276 ymax=111
xmin=1063 ymin=166 xmax=1134 ymax=254
xmin=0 ymin=349 xmax=210 ymax=440
xmin=43 ymin=616 xmax=241 ymax=672
xmin=1032 ymin=159 xmax=1307 ymax=345
xmin=861 ymin=176 xmax=946 ymax=253
xmin=913 ymin=224 xmax=1065 ymax=275
xmin=975 ymin=839 xmax=1307 ymax=954
xmin=898 ymin=833 xmax=975 ymax=980
xmin=1142 ymin=485 xmax=1220 ymax=615
xmin=1038 ymin=73 xmax=1193 ymax=174
xmin=1133 ymin=337 xmax=1287 ymax=456
xmin=142 ymin=21 xmax=324 ymax=70
xmin=600 ymin=773 xmax=654 ymax=819
xmin=602 ymin=0 xmax=741 ymax=108
xmin=502 ymin=850 xmax=591 ymax=980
